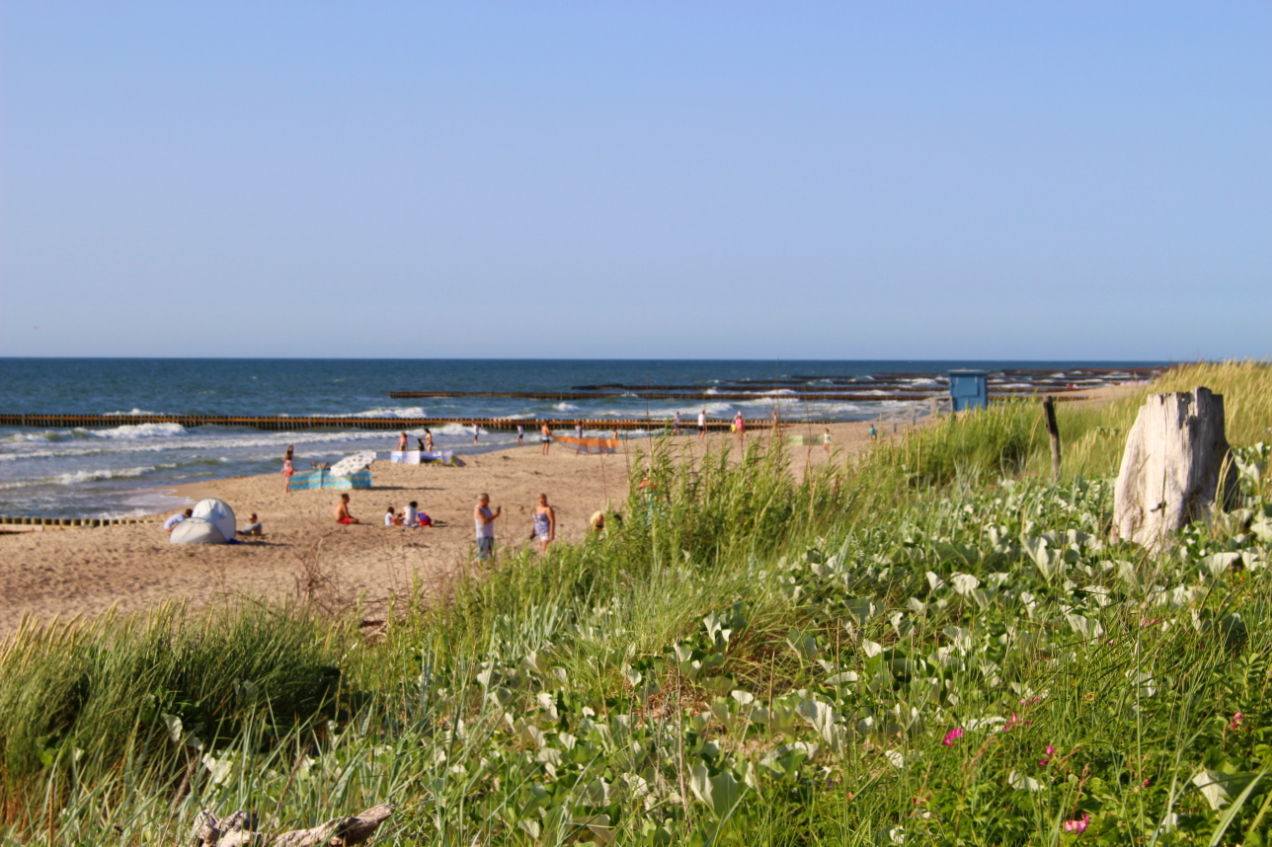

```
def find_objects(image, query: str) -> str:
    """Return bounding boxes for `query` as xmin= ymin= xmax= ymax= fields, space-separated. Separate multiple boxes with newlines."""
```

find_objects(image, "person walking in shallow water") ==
xmin=474 ymin=493 xmax=501 ymax=560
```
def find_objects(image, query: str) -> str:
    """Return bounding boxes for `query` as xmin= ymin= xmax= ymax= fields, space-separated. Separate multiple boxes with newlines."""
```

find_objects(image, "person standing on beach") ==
xmin=540 ymin=421 xmax=552 ymax=455
xmin=474 ymin=493 xmax=500 ymax=560
xmin=698 ymin=409 xmax=707 ymax=441
xmin=673 ymin=411 xmax=681 ymax=436
xmin=397 ymin=432 xmax=408 ymax=451
xmin=472 ymin=423 xmax=480 ymax=445
xmin=282 ymin=451 xmax=295 ymax=493
xmin=868 ymin=424 xmax=878 ymax=440
xmin=734 ymin=411 xmax=745 ymax=442
xmin=823 ymin=426 xmax=832 ymax=453
xmin=575 ymin=422 xmax=583 ymax=440
xmin=424 ymin=429 xmax=434 ymax=452
xmin=532 ymin=492 xmax=556 ymax=553
xmin=517 ymin=424 xmax=525 ymax=446
xmin=335 ymin=493 xmax=360 ymax=525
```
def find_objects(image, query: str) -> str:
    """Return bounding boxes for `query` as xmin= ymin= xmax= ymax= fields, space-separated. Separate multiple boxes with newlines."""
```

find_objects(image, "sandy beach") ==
xmin=0 ymin=421 xmax=882 ymax=633
xmin=0 ymin=384 xmax=1142 ymax=634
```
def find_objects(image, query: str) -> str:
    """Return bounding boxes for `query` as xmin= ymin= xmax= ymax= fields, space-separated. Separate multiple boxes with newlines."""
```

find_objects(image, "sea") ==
xmin=0 ymin=358 xmax=1162 ymax=519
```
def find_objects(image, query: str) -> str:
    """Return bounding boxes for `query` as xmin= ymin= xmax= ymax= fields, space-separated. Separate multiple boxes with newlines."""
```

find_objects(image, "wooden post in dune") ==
xmin=1112 ymin=386 xmax=1238 ymax=551
xmin=1042 ymin=396 xmax=1061 ymax=482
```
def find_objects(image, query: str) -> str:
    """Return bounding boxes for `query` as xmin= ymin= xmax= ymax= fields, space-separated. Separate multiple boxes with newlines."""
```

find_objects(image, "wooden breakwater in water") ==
xmin=384 ymin=388 xmax=1094 ymax=401
xmin=0 ymin=414 xmax=750 ymax=432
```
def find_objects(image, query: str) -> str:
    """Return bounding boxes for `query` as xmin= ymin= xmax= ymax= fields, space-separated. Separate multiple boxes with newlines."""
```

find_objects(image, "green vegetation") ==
xmin=3 ymin=361 xmax=1272 ymax=845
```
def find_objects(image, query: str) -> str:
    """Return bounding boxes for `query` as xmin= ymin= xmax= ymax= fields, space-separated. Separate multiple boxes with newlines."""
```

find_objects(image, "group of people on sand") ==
xmin=334 ymin=493 xmax=434 ymax=528
xmin=472 ymin=491 xmax=566 ymax=558
xmin=396 ymin=431 xmax=434 ymax=453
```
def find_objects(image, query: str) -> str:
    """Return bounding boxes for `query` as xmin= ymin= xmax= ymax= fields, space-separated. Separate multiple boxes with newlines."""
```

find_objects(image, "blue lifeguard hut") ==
xmin=948 ymin=369 xmax=988 ymax=411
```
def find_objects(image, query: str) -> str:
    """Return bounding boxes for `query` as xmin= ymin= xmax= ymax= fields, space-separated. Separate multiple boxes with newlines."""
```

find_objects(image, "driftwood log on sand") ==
xmin=1112 ymin=386 xmax=1238 ymax=551
xmin=191 ymin=804 xmax=393 ymax=846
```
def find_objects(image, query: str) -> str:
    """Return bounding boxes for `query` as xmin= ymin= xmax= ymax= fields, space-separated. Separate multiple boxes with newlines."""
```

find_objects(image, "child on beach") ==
xmin=282 ymin=453 xmax=294 ymax=492
xmin=384 ymin=506 xmax=404 ymax=526
xmin=404 ymin=500 xmax=432 ymax=527
xmin=823 ymin=427 xmax=832 ymax=453
xmin=335 ymin=493 xmax=360 ymax=525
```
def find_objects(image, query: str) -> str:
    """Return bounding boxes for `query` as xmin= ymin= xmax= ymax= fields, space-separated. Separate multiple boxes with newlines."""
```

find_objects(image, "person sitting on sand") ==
xmin=590 ymin=510 xmax=605 ymax=533
xmin=236 ymin=513 xmax=263 ymax=536
xmin=533 ymin=492 xmax=556 ymax=553
xmin=164 ymin=508 xmax=193 ymax=532
xmin=384 ymin=505 xmax=404 ymax=527
xmin=335 ymin=493 xmax=360 ymax=525
xmin=404 ymin=500 xmax=432 ymax=527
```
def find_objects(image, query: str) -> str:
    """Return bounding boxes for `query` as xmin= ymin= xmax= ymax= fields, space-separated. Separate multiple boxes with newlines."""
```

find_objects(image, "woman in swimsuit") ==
xmin=532 ymin=492 xmax=555 ymax=553
xmin=397 ymin=431 xmax=408 ymax=451
xmin=424 ymin=429 xmax=434 ymax=452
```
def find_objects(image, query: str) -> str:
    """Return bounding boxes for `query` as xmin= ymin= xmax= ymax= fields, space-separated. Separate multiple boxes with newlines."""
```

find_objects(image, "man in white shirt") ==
xmin=163 ymin=508 xmax=192 ymax=532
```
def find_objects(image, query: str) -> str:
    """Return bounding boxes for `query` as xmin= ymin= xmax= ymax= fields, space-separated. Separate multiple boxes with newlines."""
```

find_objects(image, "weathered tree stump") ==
xmin=1112 ymin=386 xmax=1238 ymax=550
xmin=191 ymin=804 xmax=393 ymax=847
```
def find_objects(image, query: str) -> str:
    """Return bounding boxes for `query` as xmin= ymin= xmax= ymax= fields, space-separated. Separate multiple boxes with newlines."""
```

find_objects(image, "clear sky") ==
xmin=1 ymin=2 xmax=1268 ymax=360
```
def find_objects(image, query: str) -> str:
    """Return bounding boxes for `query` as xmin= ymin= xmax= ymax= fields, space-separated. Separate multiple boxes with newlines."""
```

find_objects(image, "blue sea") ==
xmin=0 ymin=358 xmax=1161 ymax=518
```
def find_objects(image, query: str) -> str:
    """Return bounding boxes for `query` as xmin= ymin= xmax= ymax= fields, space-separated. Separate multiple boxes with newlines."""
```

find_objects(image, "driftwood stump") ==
xmin=191 ymin=804 xmax=393 ymax=847
xmin=1112 ymin=386 xmax=1238 ymax=550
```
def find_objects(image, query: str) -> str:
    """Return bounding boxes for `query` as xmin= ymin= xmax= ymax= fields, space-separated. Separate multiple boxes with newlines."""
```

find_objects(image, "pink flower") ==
xmin=942 ymin=728 xmax=965 ymax=746
xmin=1040 ymin=744 xmax=1055 ymax=766
xmin=1002 ymin=713 xmax=1021 ymax=732
xmin=1062 ymin=813 xmax=1090 ymax=833
xmin=1229 ymin=712 xmax=1244 ymax=730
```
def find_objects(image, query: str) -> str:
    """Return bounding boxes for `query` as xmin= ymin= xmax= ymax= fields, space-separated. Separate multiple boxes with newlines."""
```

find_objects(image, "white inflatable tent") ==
xmin=169 ymin=498 xmax=237 ymax=544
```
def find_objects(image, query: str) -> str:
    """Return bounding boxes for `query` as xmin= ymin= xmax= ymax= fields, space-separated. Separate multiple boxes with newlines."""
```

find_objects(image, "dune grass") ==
xmin=2 ymin=361 xmax=1271 ymax=845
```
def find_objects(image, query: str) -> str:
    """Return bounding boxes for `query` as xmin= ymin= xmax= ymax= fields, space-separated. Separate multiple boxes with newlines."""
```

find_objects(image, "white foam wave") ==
xmin=88 ymin=423 xmax=188 ymax=439
xmin=344 ymin=407 xmax=429 ymax=419
xmin=554 ymin=403 xmax=580 ymax=411
xmin=104 ymin=408 xmax=162 ymax=416
xmin=432 ymin=423 xmax=475 ymax=436
xmin=58 ymin=466 xmax=159 ymax=485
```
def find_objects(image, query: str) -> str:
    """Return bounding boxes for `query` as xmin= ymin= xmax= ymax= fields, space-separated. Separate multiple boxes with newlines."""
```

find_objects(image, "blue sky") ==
xmin=1 ymin=2 xmax=1268 ymax=359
